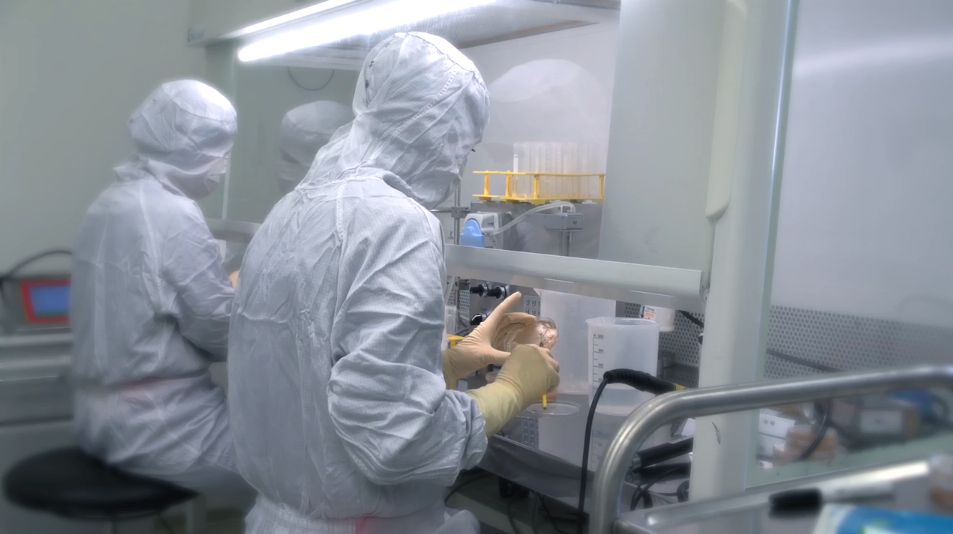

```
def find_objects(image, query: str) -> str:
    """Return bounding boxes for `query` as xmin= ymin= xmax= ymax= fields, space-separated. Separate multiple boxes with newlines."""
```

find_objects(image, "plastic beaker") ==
xmin=541 ymin=291 xmax=615 ymax=395
xmin=586 ymin=317 xmax=660 ymax=416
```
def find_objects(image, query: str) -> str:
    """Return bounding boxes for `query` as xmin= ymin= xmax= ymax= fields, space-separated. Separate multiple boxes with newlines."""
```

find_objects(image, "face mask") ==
xmin=434 ymin=175 xmax=461 ymax=207
xmin=208 ymin=153 xmax=231 ymax=180
xmin=181 ymin=153 xmax=229 ymax=200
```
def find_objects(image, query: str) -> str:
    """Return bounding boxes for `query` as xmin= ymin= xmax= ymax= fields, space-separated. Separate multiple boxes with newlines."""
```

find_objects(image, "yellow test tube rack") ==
xmin=473 ymin=171 xmax=605 ymax=205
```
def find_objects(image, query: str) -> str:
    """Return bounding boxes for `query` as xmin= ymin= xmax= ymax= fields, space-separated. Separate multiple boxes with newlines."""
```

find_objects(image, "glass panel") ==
xmin=748 ymin=0 xmax=953 ymax=486
xmin=225 ymin=63 xmax=358 ymax=224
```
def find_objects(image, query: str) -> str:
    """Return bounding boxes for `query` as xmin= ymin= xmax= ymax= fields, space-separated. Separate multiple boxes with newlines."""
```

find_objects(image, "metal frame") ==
xmin=589 ymin=365 xmax=953 ymax=534
xmin=691 ymin=0 xmax=799 ymax=498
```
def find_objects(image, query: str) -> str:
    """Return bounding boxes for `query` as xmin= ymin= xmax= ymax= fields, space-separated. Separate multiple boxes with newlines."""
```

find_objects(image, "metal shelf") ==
xmin=445 ymin=244 xmax=705 ymax=312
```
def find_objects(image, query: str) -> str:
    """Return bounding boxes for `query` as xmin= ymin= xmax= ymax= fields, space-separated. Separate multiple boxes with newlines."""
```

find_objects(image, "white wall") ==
xmin=0 ymin=0 xmax=206 ymax=272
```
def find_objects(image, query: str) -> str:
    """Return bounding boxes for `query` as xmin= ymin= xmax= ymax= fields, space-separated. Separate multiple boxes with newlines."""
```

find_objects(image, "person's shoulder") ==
xmin=136 ymin=184 xmax=207 ymax=233
xmin=343 ymin=178 xmax=435 ymax=226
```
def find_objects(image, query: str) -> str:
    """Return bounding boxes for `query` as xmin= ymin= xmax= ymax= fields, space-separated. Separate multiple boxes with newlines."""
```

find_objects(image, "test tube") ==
xmin=511 ymin=143 xmax=519 ymax=199
xmin=564 ymin=142 xmax=577 ymax=198
xmin=538 ymin=142 xmax=550 ymax=198
xmin=524 ymin=143 xmax=532 ymax=198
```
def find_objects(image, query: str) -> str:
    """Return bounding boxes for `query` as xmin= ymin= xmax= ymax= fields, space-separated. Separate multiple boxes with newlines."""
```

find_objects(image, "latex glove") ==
xmin=467 ymin=344 xmax=560 ymax=436
xmin=442 ymin=292 xmax=537 ymax=388
xmin=229 ymin=271 xmax=240 ymax=288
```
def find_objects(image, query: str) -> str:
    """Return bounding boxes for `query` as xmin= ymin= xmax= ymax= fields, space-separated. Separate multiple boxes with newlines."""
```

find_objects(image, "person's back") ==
xmin=229 ymin=32 xmax=491 ymax=533
xmin=71 ymin=80 xmax=255 ymax=509
xmin=72 ymin=179 xmax=219 ymax=386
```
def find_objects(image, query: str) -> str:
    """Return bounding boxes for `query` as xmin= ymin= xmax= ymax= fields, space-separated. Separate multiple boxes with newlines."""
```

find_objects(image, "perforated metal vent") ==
xmin=765 ymin=306 xmax=953 ymax=379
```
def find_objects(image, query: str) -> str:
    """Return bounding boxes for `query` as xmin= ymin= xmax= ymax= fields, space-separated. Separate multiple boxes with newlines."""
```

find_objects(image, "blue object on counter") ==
xmin=460 ymin=219 xmax=486 ymax=248
xmin=813 ymin=505 xmax=953 ymax=533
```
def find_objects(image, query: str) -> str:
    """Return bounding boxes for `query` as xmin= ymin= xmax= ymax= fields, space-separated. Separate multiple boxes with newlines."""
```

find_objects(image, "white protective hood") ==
xmin=276 ymin=100 xmax=353 ymax=194
xmin=302 ymin=32 xmax=489 ymax=209
xmin=119 ymin=80 xmax=237 ymax=200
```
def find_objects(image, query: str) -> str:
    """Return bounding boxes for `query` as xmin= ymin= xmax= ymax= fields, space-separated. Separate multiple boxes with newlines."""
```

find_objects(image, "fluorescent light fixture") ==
xmin=229 ymin=0 xmax=363 ymax=39
xmin=238 ymin=0 xmax=495 ymax=62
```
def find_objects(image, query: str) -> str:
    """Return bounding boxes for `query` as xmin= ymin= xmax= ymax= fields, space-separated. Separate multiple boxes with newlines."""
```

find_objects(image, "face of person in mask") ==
xmin=431 ymin=148 xmax=472 ymax=206
xmin=127 ymin=80 xmax=238 ymax=201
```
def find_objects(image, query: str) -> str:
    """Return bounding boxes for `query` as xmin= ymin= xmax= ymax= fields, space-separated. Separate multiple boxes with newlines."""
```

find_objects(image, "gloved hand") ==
xmin=229 ymin=271 xmax=240 ymax=288
xmin=442 ymin=292 xmax=537 ymax=388
xmin=467 ymin=344 xmax=560 ymax=436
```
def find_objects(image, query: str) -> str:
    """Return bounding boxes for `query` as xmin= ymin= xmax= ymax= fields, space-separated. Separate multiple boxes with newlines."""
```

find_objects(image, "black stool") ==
xmin=3 ymin=447 xmax=197 ymax=534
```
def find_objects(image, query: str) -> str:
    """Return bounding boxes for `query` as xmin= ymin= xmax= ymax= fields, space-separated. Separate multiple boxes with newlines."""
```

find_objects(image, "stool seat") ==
xmin=3 ymin=447 xmax=196 ymax=520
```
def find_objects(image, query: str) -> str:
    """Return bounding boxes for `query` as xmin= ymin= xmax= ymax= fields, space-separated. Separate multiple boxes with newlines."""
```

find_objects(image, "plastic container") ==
xmin=541 ymin=291 xmax=615 ymax=395
xmin=587 ymin=317 xmax=660 ymax=416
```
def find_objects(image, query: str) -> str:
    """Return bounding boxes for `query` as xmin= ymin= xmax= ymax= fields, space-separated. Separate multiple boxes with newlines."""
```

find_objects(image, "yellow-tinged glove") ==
xmin=441 ymin=292 xmax=537 ymax=388
xmin=229 ymin=271 xmax=240 ymax=288
xmin=467 ymin=344 xmax=560 ymax=436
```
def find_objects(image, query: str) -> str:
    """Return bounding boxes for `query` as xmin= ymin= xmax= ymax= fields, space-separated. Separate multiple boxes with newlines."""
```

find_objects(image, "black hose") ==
xmin=630 ymin=465 xmax=687 ymax=510
xmin=676 ymin=480 xmax=690 ymax=502
xmin=795 ymin=401 xmax=830 ymax=462
xmin=678 ymin=310 xmax=705 ymax=328
xmin=635 ymin=441 xmax=693 ymax=469
xmin=0 ymin=249 xmax=72 ymax=282
xmin=576 ymin=379 xmax=608 ymax=534
xmin=287 ymin=67 xmax=335 ymax=91
xmin=575 ymin=369 xmax=687 ymax=534
xmin=634 ymin=462 xmax=691 ymax=480
xmin=767 ymin=349 xmax=840 ymax=373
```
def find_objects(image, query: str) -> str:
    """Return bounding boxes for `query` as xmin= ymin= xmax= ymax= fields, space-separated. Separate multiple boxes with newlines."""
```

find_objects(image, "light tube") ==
xmin=238 ymin=0 xmax=495 ymax=62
